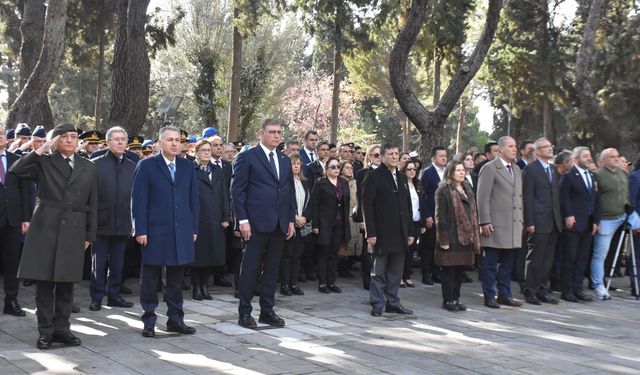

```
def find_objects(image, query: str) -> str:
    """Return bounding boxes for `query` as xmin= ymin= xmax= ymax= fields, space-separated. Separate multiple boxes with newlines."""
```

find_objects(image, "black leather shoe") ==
xmin=318 ymin=284 xmax=330 ymax=294
xmin=385 ymin=304 xmax=413 ymax=314
xmin=404 ymin=279 xmax=416 ymax=288
xmin=107 ymin=297 xmax=134 ymax=308
xmin=455 ymin=300 xmax=467 ymax=311
xmin=421 ymin=275 xmax=434 ymax=285
xmin=258 ymin=311 xmax=285 ymax=327
xmin=238 ymin=314 xmax=257 ymax=328
xmin=233 ymin=290 xmax=240 ymax=299
xmin=3 ymin=300 xmax=26 ymax=316
xmin=37 ymin=335 xmax=52 ymax=349
xmin=484 ymin=299 xmax=500 ymax=309
xmin=192 ymin=286 xmax=203 ymax=301
xmin=290 ymin=284 xmax=304 ymax=295
xmin=166 ymin=322 xmax=196 ymax=334
xmin=142 ymin=325 xmax=155 ymax=338
xmin=201 ymin=286 xmax=213 ymax=300
xmin=280 ymin=285 xmax=292 ymax=296
xmin=442 ymin=301 xmax=459 ymax=312
xmin=89 ymin=300 xmax=102 ymax=311
xmin=562 ymin=293 xmax=579 ymax=302
xmin=71 ymin=305 xmax=80 ymax=313
xmin=537 ymin=293 xmax=559 ymax=304
xmin=328 ymin=284 xmax=342 ymax=293
xmin=52 ymin=332 xmax=81 ymax=346
xmin=431 ymin=275 xmax=442 ymax=284
xmin=120 ymin=285 xmax=132 ymax=295
xmin=214 ymin=277 xmax=233 ymax=287
xmin=524 ymin=291 xmax=542 ymax=305
xmin=371 ymin=306 xmax=383 ymax=317
xmin=497 ymin=296 xmax=522 ymax=307
xmin=575 ymin=293 xmax=594 ymax=302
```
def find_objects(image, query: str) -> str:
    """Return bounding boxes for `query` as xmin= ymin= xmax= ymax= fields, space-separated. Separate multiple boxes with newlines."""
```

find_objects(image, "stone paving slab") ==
xmin=1 ymin=272 xmax=639 ymax=374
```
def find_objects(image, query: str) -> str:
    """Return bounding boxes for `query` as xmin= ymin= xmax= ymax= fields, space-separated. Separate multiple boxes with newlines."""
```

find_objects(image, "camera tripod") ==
xmin=605 ymin=223 xmax=639 ymax=300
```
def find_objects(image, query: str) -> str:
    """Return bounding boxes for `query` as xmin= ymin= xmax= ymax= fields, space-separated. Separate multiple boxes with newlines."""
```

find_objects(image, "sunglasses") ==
xmin=327 ymin=165 xmax=340 ymax=170
xmin=405 ymin=168 xmax=416 ymax=171
xmin=373 ymin=153 xmax=380 ymax=158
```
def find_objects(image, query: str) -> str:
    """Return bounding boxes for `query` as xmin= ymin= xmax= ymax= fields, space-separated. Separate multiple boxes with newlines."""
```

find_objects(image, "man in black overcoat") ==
xmin=88 ymin=126 xmax=135 ymax=311
xmin=363 ymin=142 xmax=415 ymax=317
xmin=0 ymin=126 xmax=31 ymax=317
xmin=10 ymin=123 xmax=97 ymax=349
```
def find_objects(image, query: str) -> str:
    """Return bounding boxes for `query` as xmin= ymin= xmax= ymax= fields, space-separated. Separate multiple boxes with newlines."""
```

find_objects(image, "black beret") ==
xmin=52 ymin=123 xmax=80 ymax=138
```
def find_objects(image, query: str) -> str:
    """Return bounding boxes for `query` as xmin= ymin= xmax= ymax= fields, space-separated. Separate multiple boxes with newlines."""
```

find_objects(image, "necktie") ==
xmin=269 ymin=152 xmax=278 ymax=180
xmin=506 ymin=164 xmax=513 ymax=178
xmin=0 ymin=154 xmax=5 ymax=184
xmin=546 ymin=166 xmax=552 ymax=183
xmin=168 ymin=162 xmax=175 ymax=182
xmin=584 ymin=171 xmax=592 ymax=191
xmin=310 ymin=151 xmax=315 ymax=162
xmin=65 ymin=157 xmax=74 ymax=173
xmin=392 ymin=171 xmax=398 ymax=188
xmin=214 ymin=160 xmax=221 ymax=169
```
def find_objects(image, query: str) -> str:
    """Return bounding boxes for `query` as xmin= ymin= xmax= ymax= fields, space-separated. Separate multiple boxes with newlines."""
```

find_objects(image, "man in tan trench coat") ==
xmin=476 ymin=136 xmax=524 ymax=309
xmin=10 ymin=123 xmax=97 ymax=350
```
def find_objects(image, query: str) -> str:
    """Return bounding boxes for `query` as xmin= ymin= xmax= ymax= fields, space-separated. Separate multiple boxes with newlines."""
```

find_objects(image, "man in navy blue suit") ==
xmin=232 ymin=118 xmax=296 ymax=328
xmin=559 ymin=146 xmax=598 ymax=302
xmin=299 ymin=130 xmax=319 ymax=178
xmin=131 ymin=126 xmax=199 ymax=338
xmin=419 ymin=146 xmax=447 ymax=285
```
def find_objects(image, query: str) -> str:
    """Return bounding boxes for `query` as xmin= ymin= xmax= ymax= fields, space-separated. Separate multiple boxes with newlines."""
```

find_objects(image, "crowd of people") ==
xmin=0 ymin=119 xmax=639 ymax=350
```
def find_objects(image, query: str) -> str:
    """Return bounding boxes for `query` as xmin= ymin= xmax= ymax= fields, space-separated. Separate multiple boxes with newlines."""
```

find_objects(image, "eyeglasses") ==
xmin=405 ymin=168 xmax=416 ymax=171
xmin=539 ymin=144 xmax=554 ymax=150
xmin=327 ymin=165 xmax=340 ymax=170
xmin=266 ymin=130 xmax=282 ymax=135
xmin=197 ymin=149 xmax=212 ymax=153
xmin=372 ymin=153 xmax=380 ymax=158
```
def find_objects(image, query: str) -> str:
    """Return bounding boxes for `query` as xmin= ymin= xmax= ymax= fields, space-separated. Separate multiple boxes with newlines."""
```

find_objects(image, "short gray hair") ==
xmin=554 ymin=151 xmax=572 ymax=165
xmin=572 ymin=146 xmax=590 ymax=159
xmin=159 ymin=125 xmax=180 ymax=139
xmin=533 ymin=137 xmax=549 ymax=150
xmin=598 ymin=148 xmax=616 ymax=163
xmin=497 ymin=136 xmax=514 ymax=148
xmin=106 ymin=126 xmax=127 ymax=141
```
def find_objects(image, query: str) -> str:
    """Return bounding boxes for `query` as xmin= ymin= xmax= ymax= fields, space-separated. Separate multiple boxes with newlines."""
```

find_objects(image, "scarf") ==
xmin=449 ymin=183 xmax=481 ymax=253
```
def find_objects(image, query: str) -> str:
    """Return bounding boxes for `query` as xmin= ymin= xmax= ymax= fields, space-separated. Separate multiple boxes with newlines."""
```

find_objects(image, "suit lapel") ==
xmin=67 ymin=155 xmax=84 ymax=186
xmin=495 ymin=160 xmax=514 ymax=186
xmin=155 ymin=154 xmax=174 ymax=185
xmin=196 ymin=165 xmax=212 ymax=186
xmin=255 ymin=147 xmax=278 ymax=182
xmin=51 ymin=152 xmax=72 ymax=180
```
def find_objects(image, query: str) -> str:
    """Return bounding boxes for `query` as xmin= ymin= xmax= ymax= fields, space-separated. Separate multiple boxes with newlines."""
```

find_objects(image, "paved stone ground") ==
xmin=1 ymin=272 xmax=639 ymax=375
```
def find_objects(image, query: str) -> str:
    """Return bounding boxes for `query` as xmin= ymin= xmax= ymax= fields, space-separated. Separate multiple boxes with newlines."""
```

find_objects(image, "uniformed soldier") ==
xmin=10 ymin=123 xmax=98 ymax=350
xmin=127 ymin=135 xmax=144 ymax=160
xmin=78 ymin=130 xmax=103 ymax=158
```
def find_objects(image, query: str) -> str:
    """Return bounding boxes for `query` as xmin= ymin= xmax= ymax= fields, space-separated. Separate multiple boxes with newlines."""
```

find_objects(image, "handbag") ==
xmin=300 ymin=222 xmax=313 ymax=237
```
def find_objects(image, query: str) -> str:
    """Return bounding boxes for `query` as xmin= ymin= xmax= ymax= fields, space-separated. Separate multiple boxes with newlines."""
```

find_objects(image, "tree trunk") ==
xmin=106 ymin=0 xmax=151 ymax=136
xmin=389 ymin=0 xmax=503 ymax=161
xmin=6 ymin=0 xmax=68 ymax=129
xmin=5 ymin=59 xmax=18 ymax=109
xmin=456 ymin=97 xmax=465 ymax=154
xmin=574 ymin=0 xmax=619 ymax=149
xmin=227 ymin=7 xmax=242 ymax=142
xmin=400 ymin=112 xmax=409 ymax=152
xmin=432 ymin=55 xmax=442 ymax=107
xmin=538 ymin=0 xmax=555 ymax=146
xmin=95 ymin=28 xmax=105 ymax=130
xmin=542 ymin=94 xmax=555 ymax=144
xmin=330 ymin=24 xmax=343 ymax=144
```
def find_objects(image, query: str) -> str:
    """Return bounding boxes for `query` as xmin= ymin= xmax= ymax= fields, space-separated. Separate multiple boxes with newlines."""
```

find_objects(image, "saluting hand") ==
xmin=35 ymin=135 xmax=59 ymax=156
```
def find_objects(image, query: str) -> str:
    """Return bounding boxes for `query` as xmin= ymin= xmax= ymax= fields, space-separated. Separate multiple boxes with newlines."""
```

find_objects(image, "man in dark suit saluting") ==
xmin=522 ymin=138 xmax=562 ymax=305
xmin=0 ymin=126 xmax=31 ymax=317
xmin=363 ymin=142 xmax=415 ymax=317
xmin=232 ymin=118 xmax=295 ymax=328
xmin=11 ymin=123 xmax=97 ymax=349
xmin=132 ymin=126 xmax=199 ymax=338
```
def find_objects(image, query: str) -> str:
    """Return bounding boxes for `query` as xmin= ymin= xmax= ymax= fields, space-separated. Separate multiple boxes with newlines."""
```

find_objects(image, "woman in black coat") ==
xmin=192 ymin=140 xmax=231 ymax=300
xmin=400 ymin=160 xmax=427 ymax=287
xmin=280 ymin=154 xmax=311 ymax=296
xmin=310 ymin=157 xmax=352 ymax=293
